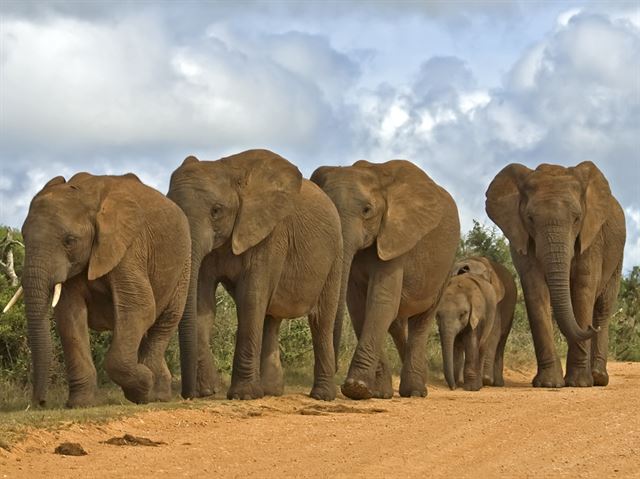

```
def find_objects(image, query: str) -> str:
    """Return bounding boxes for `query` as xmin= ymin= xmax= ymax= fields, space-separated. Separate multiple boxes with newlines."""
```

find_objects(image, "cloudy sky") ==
xmin=1 ymin=1 xmax=638 ymax=270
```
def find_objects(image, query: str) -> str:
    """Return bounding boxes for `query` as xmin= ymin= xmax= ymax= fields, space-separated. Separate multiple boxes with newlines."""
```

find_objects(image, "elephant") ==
xmin=437 ymin=257 xmax=517 ymax=391
xmin=311 ymin=159 xmax=460 ymax=400
xmin=486 ymin=161 xmax=626 ymax=388
xmin=167 ymin=149 xmax=342 ymax=401
xmin=9 ymin=172 xmax=191 ymax=407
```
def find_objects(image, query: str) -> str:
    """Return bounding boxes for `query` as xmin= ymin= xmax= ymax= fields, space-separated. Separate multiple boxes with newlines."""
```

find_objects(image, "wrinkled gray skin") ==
xmin=21 ymin=173 xmax=191 ymax=407
xmin=312 ymin=160 xmax=460 ymax=400
xmin=168 ymin=149 xmax=342 ymax=401
xmin=437 ymin=257 xmax=516 ymax=391
xmin=486 ymin=161 xmax=626 ymax=388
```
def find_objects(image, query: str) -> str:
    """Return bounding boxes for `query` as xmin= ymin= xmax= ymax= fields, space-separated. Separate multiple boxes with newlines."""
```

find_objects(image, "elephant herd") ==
xmin=3 ymin=149 xmax=626 ymax=407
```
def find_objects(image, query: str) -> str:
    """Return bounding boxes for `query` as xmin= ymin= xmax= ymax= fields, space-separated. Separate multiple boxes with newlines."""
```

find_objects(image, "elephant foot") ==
xmin=122 ymin=386 xmax=151 ymax=404
xmin=261 ymin=363 xmax=284 ymax=397
xmin=565 ymin=367 xmax=594 ymax=387
xmin=532 ymin=366 xmax=565 ymax=388
xmin=463 ymin=376 xmax=482 ymax=391
xmin=492 ymin=375 xmax=505 ymax=387
xmin=482 ymin=374 xmax=495 ymax=386
xmin=592 ymin=368 xmax=609 ymax=386
xmin=197 ymin=362 xmax=220 ymax=398
xmin=341 ymin=378 xmax=373 ymax=400
xmin=399 ymin=370 xmax=427 ymax=398
xmin=227 ymin=381 xmax=264 ymax=400
xmin=310 ymin=381 xmax=336 ymax=401
xmin=66 ymin=393 xmax=97 ymax=409
xmin=373 ymin=369 xmax=394 ymax=399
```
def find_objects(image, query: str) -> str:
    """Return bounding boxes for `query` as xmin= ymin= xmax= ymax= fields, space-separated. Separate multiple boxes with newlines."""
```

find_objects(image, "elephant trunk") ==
xmin=179 ymin=246 xmax=203 ymax=399
xmin=22 ymin=257 xmax=55 ymax=406
xmin=439 ymin=323 xmax=457 ymax=390
xmin=539 ymin=228 xmax=597 ymax=343
xmin=333 ymin=243 xmax=356 ymax=372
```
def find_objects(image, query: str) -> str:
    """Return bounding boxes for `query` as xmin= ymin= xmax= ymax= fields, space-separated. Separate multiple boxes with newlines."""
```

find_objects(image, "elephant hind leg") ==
xmin=260 ymin=315 xmax=284 ymax=396
xmin=307 ymin=258 xmax=340 ymax=401
xmin=399 ymin=310 xmax=433 ymax=398
xmin=591 ymin=267 xmax=621 ymax=386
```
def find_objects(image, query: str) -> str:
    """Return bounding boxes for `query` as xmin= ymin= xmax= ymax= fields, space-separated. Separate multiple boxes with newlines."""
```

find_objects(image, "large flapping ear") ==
xmin=485 ymin=164 xmax=532 ymax=255
xmin=467 ymin=274 xmax=497 ymax=331
xmin=474 ymin=257 xmax=505 ymax=303
xmin=310 ymin=166 xmax=338 ymax=189
xmin=88 ymin=185 xmax=144 ymax=280
xmin=231 ymin=150 xmax=303 ymax=255
xmin=571 ymin=161 xmax=611 ymax=254
xmin=371 ymin=160 xmax=444 ymax=261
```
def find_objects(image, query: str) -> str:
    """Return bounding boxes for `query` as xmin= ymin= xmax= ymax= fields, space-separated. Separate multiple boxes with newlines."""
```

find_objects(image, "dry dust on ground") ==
xmin=1 ymin=362 xmax=639 ymax=478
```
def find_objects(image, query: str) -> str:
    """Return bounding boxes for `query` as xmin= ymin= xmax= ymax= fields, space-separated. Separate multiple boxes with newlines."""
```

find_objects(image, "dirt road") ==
xmin=1 ymin=362 xmax=638 ymax=478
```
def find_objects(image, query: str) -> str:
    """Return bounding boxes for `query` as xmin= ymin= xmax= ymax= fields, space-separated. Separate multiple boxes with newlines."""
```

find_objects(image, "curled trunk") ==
xmin=540 ymin=231 xmax=597 ymax=343
xmin=440 ymin=326 xmax=457 ymax=390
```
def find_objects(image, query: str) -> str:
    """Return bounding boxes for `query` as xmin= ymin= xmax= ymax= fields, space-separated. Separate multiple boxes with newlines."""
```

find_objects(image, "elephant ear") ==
xmin=310 ymin=166 xmax=338 ymax=189
xmin=572 ymin=161 xmax=611 ymax=254
xmin=467 ymin=274 xmax=497 ymax=331
xmin=373 ymin=160 xmax=444 ymax=261
xmin=88 ymin=186 xmax=144 ymax=280
xmin=475 ymin=257 xmax=505 ymax=303
xmin=485 ymin=163 xmax=532 ymax=255
xmin=232 ymin=152 xmax=303 ymax=255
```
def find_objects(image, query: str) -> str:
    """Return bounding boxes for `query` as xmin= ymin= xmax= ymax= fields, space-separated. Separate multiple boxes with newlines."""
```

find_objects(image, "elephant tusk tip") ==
xmin=51 ymin=283 xmax=62 ymax=308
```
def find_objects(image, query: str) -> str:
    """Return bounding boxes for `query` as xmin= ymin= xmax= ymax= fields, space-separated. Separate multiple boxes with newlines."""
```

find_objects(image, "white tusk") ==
xmin=3 ymin=285 xmax=23 ymax=313
xmin=51 ymin=283 xmax=62 ymax=308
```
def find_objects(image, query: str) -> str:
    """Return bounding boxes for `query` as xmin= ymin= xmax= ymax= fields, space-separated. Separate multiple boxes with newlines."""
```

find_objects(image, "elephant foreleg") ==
xmin=512 ymin=251 xmax=564 ymax=387
xmin=399 ymin=310 xmax=432 ymax=398
xmin=106 ymin=269 xmax=156 ymax=404
xmin=454 ymin=336 xmax=464 ymax=387
xmin=342 ymin=261 xmax=403 ymax=400
xmin=55 ymin=281 xmax=97 ymax=408
xmin=260 ymin=315 xmax=284 ymax=396
xmin=481 ymin=313 xmax=502 ymax=386
xmin=462 ymin=329 xmax=482 ymax=391
xmin=228 ymin=276 xmax=269 ymax=400
xmin=565 ymin=271 xmax=596 ymax=387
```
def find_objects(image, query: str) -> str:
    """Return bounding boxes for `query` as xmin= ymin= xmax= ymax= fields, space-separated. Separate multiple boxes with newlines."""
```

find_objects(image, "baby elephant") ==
xmin=436 ymin=257 xmax=516 ymax=391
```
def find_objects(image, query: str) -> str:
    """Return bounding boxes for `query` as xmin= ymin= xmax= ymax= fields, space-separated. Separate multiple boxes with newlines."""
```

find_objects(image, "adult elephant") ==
xmin=438 ymin=257 xmax=517 ymax=390
xmin=7 ymin=173 xmax=191 ymax=407
xmin=311 ymin=160 xmax=460 ymax=399
xmin=486 ymin=161 xmax=625 ymax=387
xmin=168 ymin=149 xmax=342 ymax=401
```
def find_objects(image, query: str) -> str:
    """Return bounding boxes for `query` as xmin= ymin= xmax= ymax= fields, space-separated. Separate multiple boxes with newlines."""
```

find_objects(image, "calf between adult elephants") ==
xmin=9 ymin=173 xmax=191 ymax=407
xmin=168 ymin=149 xmax=342 ymax=401
xmin=437 ymin=257 xmax=516 ymax=391
xmin=311 ymin=160 xmax=460 ymax=400
xmin=486 ymin=161 xmax=625 ymax=388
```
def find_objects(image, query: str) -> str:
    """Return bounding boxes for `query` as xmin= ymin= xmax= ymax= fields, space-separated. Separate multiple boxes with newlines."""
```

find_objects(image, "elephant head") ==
xmin=19 ymin=172 xmax=144 ymax=405
xmin=485 ymin=161 xmax=609 ymax=343
xmin=311 ymin=160 xmax=446 ymax=365
xmin=436 ymin=272 xmax=501 ymax=390
xmin=167 ymin=149 xmax=302 ymax=398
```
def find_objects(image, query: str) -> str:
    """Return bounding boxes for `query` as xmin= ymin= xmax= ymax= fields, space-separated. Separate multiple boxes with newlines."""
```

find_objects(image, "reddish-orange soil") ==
xmin=1 ymin=362 xmax=639 ymax=478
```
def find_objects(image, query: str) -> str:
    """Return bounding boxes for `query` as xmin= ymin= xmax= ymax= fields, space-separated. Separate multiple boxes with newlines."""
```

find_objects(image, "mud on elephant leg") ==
xmin=56 ymin=293 xmax=97 ymax=408
xmin=399 ymin=312 xmax=432 ymax=398
xmin=261 ymin=316 xmax=284 ymax=397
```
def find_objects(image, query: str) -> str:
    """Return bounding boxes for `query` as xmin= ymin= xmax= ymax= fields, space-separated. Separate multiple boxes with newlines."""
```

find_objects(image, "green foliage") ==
xmin=609 ymin=266 xmax=640 ymax=361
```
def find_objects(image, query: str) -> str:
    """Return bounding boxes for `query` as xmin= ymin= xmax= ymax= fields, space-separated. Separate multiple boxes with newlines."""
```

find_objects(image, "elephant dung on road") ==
xmin=437 ymin=257 xmax=517 ymax=391
xmin=486 ymin=161 xmax=626 ymax=388
xmin=311 ymin=159 xmax=460 ymax=400
xmin=168 ymin=149 xmax=342 ymax=401
xmin=9 ymin=173 xmax=191 ymax=407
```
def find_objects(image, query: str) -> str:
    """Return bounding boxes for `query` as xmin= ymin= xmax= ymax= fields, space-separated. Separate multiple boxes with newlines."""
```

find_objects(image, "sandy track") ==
xmin=1 ymin=362 xmax=639 ymax=478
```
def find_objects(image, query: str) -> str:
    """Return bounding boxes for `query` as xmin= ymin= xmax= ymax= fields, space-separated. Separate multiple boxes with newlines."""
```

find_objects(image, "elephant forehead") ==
xmin=525 ymin=169 xmax=581 ymax=192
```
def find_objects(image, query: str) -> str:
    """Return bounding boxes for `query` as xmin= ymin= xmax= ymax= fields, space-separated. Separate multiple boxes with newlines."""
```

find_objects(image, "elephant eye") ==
xmin=573 ymin=215 xmax=581 ymax=225
xmin=211 ymin=204 xmax=224 ymax=217
xmin=63 ymin=235 xmax=77 ymax=247
xmin=362 ymin=204 xmax=373 ymax=217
